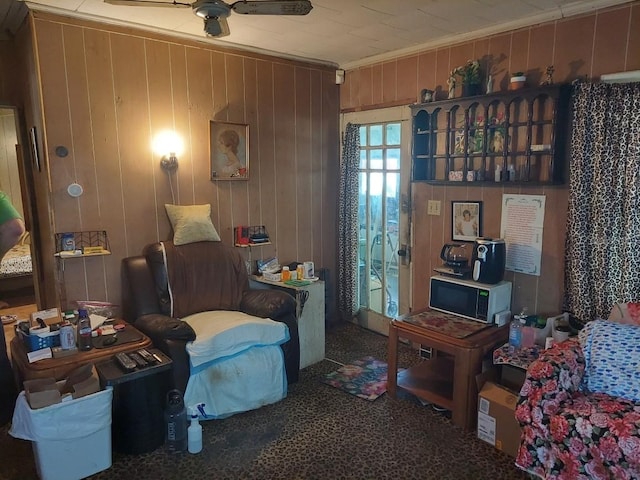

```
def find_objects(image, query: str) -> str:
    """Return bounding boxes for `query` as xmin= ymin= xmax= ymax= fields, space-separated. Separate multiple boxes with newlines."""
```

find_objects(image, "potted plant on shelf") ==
xmin=510 ymin=72 xmax=526 ymax=90
xmin=452 ymin=60 xmax=481 ymax=97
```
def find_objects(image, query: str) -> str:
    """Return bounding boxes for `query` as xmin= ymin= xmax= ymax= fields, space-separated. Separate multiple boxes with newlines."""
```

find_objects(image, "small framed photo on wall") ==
xmin=452 ymin=201 xmax=482 ymax=241
xmin=210 ymin=121 xmax=249 ymax=180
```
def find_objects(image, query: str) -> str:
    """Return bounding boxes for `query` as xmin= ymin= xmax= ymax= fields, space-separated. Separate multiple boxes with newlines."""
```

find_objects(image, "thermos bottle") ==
xmin=165 ymin=390 xmax=187 ymax=453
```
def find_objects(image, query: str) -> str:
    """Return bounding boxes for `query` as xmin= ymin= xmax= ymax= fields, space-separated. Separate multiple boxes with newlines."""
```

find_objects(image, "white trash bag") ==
xmin=10 ymin=389 xmax=112 ymax=441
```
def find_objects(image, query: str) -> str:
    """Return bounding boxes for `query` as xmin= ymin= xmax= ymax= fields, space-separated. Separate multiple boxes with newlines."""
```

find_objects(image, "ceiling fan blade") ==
xmin=231 ymin=1 xmax=312 ymax=15
xmin=104 ymin=0 xmax=192 ymax=7
xmin=203 ymin=16 xmax=230 ymax=37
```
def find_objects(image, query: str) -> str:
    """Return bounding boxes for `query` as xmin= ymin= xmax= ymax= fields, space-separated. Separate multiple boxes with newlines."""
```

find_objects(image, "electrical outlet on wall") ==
xmin=427 ymin=200 xmax=441 ymax=215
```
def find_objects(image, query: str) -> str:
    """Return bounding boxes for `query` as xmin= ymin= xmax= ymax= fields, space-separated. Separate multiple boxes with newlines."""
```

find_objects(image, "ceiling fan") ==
xmin=104 ymin=0 xmax=313 ymax=37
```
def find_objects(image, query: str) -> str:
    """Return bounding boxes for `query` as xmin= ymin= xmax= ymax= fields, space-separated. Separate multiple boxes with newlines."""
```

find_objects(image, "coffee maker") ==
xmin=471 ymin=238 xmax=506 ymax=284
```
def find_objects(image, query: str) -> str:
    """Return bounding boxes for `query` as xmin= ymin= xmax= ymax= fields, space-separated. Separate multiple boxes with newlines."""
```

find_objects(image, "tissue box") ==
xmin=263 ymin=272 xmax=282 ymax=282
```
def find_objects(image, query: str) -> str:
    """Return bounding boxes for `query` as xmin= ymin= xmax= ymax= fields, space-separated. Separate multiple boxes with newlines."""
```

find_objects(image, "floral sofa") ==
xmin=515 ymin=320 xmax=640 ymax=479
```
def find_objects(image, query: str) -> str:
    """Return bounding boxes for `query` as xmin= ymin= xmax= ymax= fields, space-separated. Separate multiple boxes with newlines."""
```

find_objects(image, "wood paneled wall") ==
xmin=0 ymin=109 xmax=22 ymax=216
xmin=341 ymin=2 xmax=640 ymax=317
xmin=25 ymin=12 xmax=339 ymax=312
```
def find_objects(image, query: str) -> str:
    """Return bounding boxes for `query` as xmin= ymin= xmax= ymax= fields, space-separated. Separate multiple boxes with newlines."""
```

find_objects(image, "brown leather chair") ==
xmin=121 ymin=241 xmax=299 ymax=393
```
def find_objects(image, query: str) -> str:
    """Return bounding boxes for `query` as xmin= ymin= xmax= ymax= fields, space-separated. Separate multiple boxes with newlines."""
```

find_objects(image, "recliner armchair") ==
xmin=121 ymin=241 xmax=300 ymax=396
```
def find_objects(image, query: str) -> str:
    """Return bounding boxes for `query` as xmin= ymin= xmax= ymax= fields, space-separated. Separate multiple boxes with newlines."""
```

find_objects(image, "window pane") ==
xmin=359 ymin=150 xmax=367 ymax=169
xmin=386 ymin=123 xmax=401 ymax=145
xmin=370 ymin=149 xmax=383 ymax=170
xmin=369 ymin=125 xmax=383 ymax=146
xmin=387 ymin=148 xmax=400 ymax=169
xmin=359 ymin=126 xmax=367 ymax=146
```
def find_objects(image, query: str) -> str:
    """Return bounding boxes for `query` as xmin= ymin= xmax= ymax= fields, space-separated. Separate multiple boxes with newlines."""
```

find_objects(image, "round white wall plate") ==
xmin=67 ymin=183 xmax=83 ymax=197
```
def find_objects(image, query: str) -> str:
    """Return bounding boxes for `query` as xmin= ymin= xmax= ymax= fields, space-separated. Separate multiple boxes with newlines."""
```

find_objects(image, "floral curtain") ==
xmin=337 ymin=123 xmax=360 ymax=321
xmin=564 ymin=82 xmax=640 ymax=322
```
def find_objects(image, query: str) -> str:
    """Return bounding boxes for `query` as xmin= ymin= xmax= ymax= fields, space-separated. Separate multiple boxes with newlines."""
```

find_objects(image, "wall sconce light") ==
xmin=152 ymin=130 xmax=184 ymax=172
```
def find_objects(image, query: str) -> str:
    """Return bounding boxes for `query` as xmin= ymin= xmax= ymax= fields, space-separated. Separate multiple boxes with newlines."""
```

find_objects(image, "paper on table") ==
xmin=89 ymin=313 xmax=108 ymax=330
xmin=27 ymin=347 xmax=53 ymax=363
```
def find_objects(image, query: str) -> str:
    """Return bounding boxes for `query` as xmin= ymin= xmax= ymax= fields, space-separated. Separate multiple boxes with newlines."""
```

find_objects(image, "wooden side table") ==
xmin=10 ymin=323 xmax=152 ymax=385
xmin=387 ymin=309 xmax=508 ymax=431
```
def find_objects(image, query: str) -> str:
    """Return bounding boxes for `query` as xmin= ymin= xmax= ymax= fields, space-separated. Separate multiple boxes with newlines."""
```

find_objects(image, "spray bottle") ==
xmin=187 ymin=403 xmax=204 ymax=454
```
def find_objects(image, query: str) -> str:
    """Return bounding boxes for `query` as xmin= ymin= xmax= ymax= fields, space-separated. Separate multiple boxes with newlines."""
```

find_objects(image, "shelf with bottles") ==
xmin=54 ymin=230 xmax=111 ymax=258
xmin=234 ymin=225 xmax=271 ymax=247
xmin=410 ymin=84 xmax=571 ymax=185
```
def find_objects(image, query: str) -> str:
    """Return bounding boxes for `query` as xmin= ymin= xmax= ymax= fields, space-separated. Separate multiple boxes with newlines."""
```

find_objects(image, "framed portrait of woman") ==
xmin=210 ymin=121 xmax=249 ymax=180
xmin=452 ymin=201 xmax=482 ymax=242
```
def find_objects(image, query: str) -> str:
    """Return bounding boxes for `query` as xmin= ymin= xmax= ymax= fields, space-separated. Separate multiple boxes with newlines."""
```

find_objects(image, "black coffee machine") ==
xmin=471 ymin=238 xmax=506 ymax=284
xmin=436 ymin=243 xmax=472 ymax=277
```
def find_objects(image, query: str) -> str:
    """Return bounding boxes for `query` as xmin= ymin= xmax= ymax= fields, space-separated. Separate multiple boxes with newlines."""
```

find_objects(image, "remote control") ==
xmin=137 ymin=348 xmax=156 ymax=364
xmin=115 ymin=352 xmax=136 ymax=371
xmin=128 ymin=352 xmax=148 ymax=368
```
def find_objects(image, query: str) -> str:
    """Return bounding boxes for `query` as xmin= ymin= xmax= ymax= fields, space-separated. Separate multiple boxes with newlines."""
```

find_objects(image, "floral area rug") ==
xmin=320 ymin=356 xmax=392 ymax=401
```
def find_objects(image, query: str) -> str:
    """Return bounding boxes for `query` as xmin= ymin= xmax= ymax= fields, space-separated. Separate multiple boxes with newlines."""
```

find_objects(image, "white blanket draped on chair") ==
xmin=182 ymin=310 xmax=289 ymax=419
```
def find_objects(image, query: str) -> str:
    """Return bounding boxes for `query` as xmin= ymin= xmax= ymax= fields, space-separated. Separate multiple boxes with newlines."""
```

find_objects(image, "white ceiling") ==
xmin=11 ymin=0 xmax=633 ymax=68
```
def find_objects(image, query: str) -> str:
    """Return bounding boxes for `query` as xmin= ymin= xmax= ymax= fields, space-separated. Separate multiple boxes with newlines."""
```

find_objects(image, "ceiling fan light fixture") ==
xmin=107 ymin=0 xmax=313 ymax=38
xmin=204 ymin=17 xmax=230 ymax=37
xmin=193 ymin=0 xmax=231 ymax=19
xmin=231 ymin=1 xmax=313 ymax=15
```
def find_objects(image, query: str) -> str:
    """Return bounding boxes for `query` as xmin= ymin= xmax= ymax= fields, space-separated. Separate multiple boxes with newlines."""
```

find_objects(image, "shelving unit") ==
xmin=411 ymin=84 xmax=571 ymax=185
xmin=54 ymin=230 xmax=111 ymax=258
xmin=234 ymin=225 xmax=271 ymax=247
xmin=53 ymin=230 xmax=111 ymax=310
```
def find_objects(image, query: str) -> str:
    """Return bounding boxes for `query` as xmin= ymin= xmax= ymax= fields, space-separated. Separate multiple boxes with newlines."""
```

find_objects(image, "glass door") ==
xmin=342 ymin=107 xmax=412 ymax=336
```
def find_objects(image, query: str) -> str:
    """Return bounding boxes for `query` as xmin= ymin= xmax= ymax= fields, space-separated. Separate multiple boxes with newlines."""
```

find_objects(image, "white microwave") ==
xmin=429 ymin=275 xmax=512 ymax=323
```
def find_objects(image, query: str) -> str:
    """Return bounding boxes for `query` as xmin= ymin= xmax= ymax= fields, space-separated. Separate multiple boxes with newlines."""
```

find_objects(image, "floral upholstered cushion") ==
xmin=579 ymin=319 xmax=640 ymax=402
xmin=608 ymin=302 xmax=640 ymax=325
xmin=515 ymin=339 xmax=640 ymax=479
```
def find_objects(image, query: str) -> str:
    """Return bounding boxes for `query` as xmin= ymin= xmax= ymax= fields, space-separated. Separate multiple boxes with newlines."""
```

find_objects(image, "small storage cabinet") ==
xmin=411 ymin=84 xmax=571 ymax=185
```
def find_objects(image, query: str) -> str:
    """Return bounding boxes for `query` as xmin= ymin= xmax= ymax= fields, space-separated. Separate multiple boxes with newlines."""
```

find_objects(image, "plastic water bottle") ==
xmin=165 ymin=390 xmax=187 ymax=453
xmin=508 ymin=317 xmax=522 ymax=353
xmin=187 ymin=406 xmax=203 ymax=454
xmin=76 ymin=309 xmax=92 ymax=351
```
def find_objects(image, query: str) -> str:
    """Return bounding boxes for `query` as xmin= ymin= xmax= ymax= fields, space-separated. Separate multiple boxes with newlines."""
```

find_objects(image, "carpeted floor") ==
xmin=0 ymin=322 xmax=527 ymax=480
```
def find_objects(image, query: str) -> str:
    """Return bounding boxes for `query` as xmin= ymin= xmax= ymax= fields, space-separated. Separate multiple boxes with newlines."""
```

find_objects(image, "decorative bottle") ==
xmin=486 ymin=74 xmax=494 ymax=94
xmin=165 ymin=390 xmax=188 ymax=453
xmin=76 ymin=308 xmax=92 ymax=351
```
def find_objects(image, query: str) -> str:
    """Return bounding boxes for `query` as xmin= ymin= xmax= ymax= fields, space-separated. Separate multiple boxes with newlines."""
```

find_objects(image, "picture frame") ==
xmin=29 ymin=126 xmax=40 ymax=172
xmin=210 ymin=121 xmax=249 ymax=180
xmin=452 ymin=201 xmax=482 ymax=241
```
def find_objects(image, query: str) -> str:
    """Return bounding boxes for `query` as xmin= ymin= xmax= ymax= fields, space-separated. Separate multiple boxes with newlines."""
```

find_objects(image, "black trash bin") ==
xmin=96 ymin=349 xmax=172 ymax=454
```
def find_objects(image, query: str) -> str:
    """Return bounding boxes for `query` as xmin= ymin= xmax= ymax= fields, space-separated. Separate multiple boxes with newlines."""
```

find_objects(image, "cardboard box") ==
xmin=30 ymin=308 xmax=61 ymax=327
xmin=23 ymin=365 xmax=100 ymax=409
xmin=477 ymin=381 xmax=521 ymax=457
xmin=500 ymin=364 xmax=527 ymax=393
xmin=23 ymin=378 xmax=62 ymax=409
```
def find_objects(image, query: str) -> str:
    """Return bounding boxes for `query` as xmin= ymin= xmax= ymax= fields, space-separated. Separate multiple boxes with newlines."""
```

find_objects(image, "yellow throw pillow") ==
xmin=165 ymin=204 xmax=221 ymax=246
